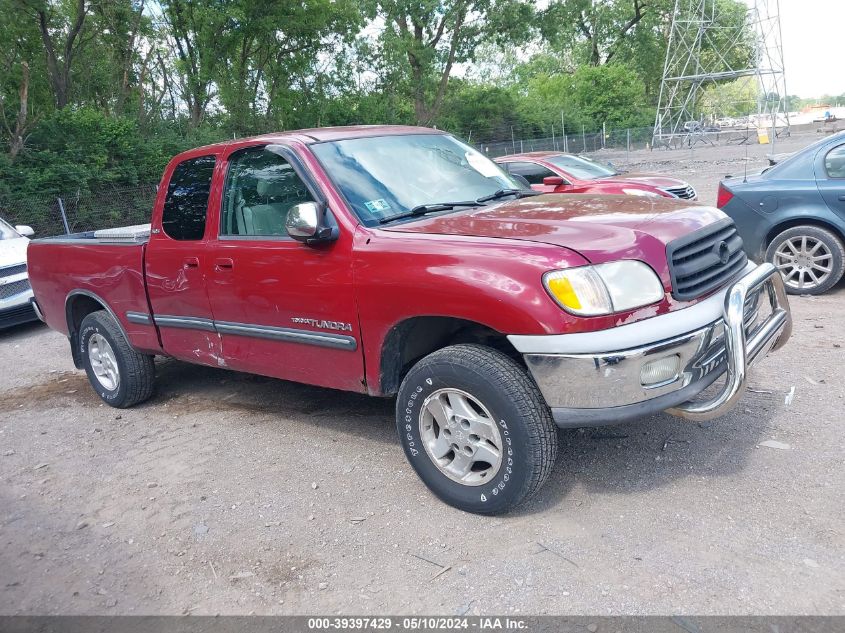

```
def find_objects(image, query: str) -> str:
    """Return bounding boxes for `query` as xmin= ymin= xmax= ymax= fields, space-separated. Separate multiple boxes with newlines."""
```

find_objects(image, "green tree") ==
xmin=18 ymin=0 xmax=92 ymax=109
xmin=371 ymin=0 xmax=535 ymax=124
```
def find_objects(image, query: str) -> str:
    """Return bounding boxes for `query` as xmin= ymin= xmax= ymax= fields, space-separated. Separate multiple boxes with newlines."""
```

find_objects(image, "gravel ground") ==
xmin=599 ymin=128 xmax=828 ymax=205
xmin=1 ymin=131 xmax=844 ymax=615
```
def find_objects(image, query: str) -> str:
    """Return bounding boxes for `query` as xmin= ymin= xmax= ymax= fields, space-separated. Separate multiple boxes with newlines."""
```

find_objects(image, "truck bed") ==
xmin=27 ymin=229 xmax=161 ymax=354
xmin=36 ymin=223 xmax=151 ymax=245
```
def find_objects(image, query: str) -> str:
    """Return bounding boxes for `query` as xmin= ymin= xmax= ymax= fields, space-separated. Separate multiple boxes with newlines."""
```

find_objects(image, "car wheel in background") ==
xmin=396 ymin=344 xmax=557 ymax=514
xmin=766 ymin=226 xmax=845 ymax=295
xmin=79 ymin=310 xmax=155 ymax=408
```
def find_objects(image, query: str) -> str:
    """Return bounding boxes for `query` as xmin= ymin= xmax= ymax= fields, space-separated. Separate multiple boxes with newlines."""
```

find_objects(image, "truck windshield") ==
xmin=310 ymin=134 xmax=523 ymax=225
xmin=546 ymin=154 xmax=618 ymax=180
xmin=0 ymin=219 xmax=19 ymax=240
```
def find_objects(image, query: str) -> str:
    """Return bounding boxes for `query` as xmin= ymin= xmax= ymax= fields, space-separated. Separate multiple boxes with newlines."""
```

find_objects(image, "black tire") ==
xmin=396 ymin=344 xmax=557 ymax=515
xmin=766 ymin=225 xmax=845 ymax=295
xmin=79 ymin=310 xmax=155 ymax=408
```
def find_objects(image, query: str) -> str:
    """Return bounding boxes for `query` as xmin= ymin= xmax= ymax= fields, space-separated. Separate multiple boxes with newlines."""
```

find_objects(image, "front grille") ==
xmin=663 ymin=185 xmax=697 ymax=200
xmin=0 ymin=278 xmax=31 ymax=300
xmin=0 ymin=263 xmax=27 ymax=279
xmin=667 ymin=218 xmax=747 ymax=300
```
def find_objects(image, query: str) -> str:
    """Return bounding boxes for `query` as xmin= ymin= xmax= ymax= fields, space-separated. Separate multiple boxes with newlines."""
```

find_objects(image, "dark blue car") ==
xmin=717 ymin=130 xmax=845 ymax=294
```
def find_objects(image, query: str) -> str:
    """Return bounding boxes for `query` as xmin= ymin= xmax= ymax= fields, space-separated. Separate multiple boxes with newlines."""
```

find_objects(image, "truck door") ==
xmin=204 ymin=143 xmax=365 ymax=393
xmin=145 ymin=154 xmax=224 ymax=366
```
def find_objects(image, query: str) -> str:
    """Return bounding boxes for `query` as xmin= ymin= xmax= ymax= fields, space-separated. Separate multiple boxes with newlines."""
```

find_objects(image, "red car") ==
xmin=496 ymin=151 xmax=698 ymax=199
xmin=28 ymin=126 xmax=789 ymax=514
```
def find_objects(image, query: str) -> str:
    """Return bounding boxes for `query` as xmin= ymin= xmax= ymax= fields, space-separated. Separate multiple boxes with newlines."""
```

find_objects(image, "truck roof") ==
xmin=256 ymin=125 xmax=443 ymax=144
xmin=186 ymin=125 xmax=446 ymax=156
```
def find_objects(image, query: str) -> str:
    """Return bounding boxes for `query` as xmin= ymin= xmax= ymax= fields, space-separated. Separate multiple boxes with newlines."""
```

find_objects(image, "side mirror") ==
xmin=542 ymin=176 xmax=565 ymax=187
xmin=15 ymin=225 xmax=34 ymax=237
xmin=285 ymin=202 xmax=338 ymax=245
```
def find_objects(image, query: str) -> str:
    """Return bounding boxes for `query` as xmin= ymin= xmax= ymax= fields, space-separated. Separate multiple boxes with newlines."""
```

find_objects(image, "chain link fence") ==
xmin=477 ymin=126 xmax=656 ymax=158
xmin=0 ymin=121 xmax=761 ymax=237
xmin=0 ymin=184 xmax=158 ymax=238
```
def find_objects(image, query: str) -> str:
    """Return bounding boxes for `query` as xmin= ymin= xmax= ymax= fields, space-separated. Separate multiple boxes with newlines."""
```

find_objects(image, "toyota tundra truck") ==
xmin=27 ymin=126 xmax=792 ymax=514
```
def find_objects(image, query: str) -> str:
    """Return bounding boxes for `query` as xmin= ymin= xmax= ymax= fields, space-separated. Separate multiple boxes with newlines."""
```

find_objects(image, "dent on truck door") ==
xmin=145 ymin=154 xmax=223 ymax=366
xmin=204 ymin=144 xmax=364 ymax=392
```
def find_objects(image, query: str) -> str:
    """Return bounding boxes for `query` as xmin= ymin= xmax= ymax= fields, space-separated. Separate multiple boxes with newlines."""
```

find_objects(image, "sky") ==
xmin=776 ymin=0 xmax=845 ymax=98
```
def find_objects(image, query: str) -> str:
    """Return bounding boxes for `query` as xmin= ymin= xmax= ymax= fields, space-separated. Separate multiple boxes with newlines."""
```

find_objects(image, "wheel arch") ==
xmin=378 ymin=316 xmax=522 ymax=396
xmin=765 ymin=216 xmax=845 ymax=250
xmin=65 ymin=290 xmax=130 ymax=369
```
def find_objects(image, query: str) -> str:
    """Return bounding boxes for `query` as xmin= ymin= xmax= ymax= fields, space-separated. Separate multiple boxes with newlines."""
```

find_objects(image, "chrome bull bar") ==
xmin=667 ymin=262 xmax=792 ymax=422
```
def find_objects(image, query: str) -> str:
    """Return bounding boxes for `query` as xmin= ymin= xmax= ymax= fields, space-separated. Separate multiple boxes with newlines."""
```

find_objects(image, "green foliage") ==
xmin=438 ymin=82 xmax=523 ymax=143
xmin=510 ymin=64 xmax=652 ymax=137
xmin=0 ymin=108 xmax=226 ymax=196
xmin=700 ymin=78 xmax=760 ymax=118
xmin=371 ymin=0 xmax=535 ymax=123
xmin=0 ymin=0 xmax=814 ymax=206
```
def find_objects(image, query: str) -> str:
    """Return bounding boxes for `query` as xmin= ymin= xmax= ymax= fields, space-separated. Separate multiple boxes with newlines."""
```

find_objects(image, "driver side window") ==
xmin=505 ymin=161 xmax=557 ymax=185
xmin=221 ymin=146 xmax=313 ymax=237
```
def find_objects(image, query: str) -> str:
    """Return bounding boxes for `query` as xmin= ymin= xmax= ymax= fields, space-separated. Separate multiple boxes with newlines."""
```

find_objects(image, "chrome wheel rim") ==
xmin=773 ymin=236 xmax=833 ymax=291
xmin=418 ymin=388 xmax=503 ymax=486
xmin=88 ymin=333 xmax=120 ymax=391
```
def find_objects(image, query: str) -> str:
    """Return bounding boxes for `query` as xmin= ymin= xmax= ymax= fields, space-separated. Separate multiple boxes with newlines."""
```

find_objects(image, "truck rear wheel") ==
xmin=79 ymin=310 xmax=155 ymax=408
xmin=396 ymin=344 xmax=557 ymax=514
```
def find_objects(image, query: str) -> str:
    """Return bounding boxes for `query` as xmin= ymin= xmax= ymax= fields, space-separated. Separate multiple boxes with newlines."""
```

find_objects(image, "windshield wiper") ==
xmin=377 ymin=189 xmax=540 ymax=225
xmin=378 ymin=200 xmax=482 ymax=224
xmin=475 ymin=188 xmax=541 ymax=203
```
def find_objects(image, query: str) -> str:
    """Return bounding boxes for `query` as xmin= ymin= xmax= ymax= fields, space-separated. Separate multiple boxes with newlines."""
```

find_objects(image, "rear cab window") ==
xmin=161 ymin=155 xmax=217 ymax=240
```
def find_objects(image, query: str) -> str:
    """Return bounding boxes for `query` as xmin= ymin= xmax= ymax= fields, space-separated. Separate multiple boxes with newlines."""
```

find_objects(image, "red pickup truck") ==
xmin=28 ymin=126 xmax=792 ymax=514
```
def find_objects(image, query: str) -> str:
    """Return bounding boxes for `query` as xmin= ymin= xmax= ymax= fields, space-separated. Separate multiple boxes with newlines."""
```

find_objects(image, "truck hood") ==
xmin=381 ymin=194 xmax=726 ymax=268
xmin=0 ymin=236 xmax=29 ymax=268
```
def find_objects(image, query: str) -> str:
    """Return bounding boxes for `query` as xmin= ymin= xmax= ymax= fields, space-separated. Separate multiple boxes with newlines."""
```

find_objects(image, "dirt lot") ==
xmin=600 ymin=127 xmax=827 ymax=205
xmin=2 ymin=131 xmax=844 ymax=616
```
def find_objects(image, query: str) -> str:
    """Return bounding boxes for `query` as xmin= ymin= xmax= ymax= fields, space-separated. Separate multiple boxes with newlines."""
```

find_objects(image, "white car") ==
xmin=0 ymin=218 xmax=39 ymax=329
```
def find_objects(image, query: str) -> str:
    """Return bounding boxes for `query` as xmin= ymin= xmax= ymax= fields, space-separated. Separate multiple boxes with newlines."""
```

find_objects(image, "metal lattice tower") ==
xmin=653 ymin=0 xmax=789 ymax=148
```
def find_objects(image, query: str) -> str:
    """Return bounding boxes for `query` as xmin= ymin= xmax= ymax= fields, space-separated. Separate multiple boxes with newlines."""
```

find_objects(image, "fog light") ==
xmin=640 ymin=355 xmax=681 ymax=386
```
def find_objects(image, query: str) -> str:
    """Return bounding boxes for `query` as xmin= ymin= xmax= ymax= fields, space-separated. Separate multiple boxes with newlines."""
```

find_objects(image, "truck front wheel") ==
xmin=79 ymin=310 xmax=155 ymax=408
xmin=396 ymin=344 xmax=557 ymax=514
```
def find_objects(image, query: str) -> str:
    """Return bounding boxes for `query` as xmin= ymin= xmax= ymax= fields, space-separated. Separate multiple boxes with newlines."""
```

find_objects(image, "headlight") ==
xmin=621 ymin=188 xmax=663 ymax=197
xmin=543 ymin=261 xmax=664 ymax=316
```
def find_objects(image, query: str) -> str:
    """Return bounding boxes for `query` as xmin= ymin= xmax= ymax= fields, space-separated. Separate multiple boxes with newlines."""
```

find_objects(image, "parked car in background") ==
xmin=28 ymin=126 xmax=791 ymax=514
xmin=495 ymin=152 xmax=698 ymax=200
xmin=0 ymin=218 xmax=39 ymax=329
xmin=717 ymin=130 xmax=845 ymax=294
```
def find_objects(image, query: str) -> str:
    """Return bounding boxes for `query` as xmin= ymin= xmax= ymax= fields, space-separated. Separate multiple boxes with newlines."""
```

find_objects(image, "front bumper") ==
xmin=0 ymin=279 xmax=37 ymax=330
xmin=508 ymin=263 xmax=791 ymax=426
xmin=0 ymin=295 xmax=37 ymax=329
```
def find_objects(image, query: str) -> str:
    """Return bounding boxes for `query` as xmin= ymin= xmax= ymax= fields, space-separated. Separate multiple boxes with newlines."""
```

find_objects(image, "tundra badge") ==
xmin=291 ymin=317 xmax=353 ymax=332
